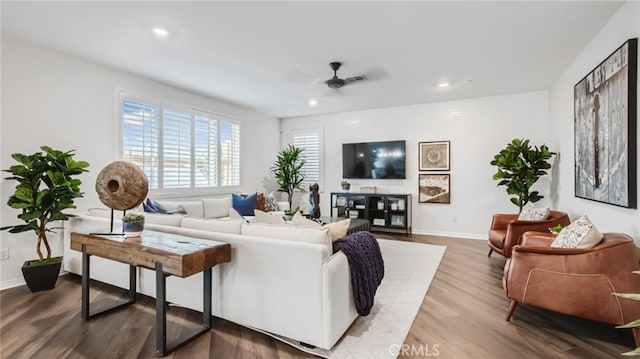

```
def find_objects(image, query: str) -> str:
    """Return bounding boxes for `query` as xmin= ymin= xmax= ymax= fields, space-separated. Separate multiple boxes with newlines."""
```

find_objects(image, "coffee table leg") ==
xmin=203 ymin=268 xmax=212 ymax=328
xmin=81 ymin=244 xmax=90 ymax=320
xmin=156 ymin=261 xmax=166 ymax=357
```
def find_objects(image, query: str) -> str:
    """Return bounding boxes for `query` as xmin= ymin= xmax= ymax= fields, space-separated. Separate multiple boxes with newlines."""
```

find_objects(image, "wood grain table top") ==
xmin=71 ymin=231 xmax=231 ymax=278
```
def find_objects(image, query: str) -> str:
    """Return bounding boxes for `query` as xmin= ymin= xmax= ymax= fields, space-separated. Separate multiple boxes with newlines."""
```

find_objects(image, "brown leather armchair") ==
xmin=503 ymin=231 xmax=640 ymax=346
xmin=488 ymin=210 xmax=570 ymax=258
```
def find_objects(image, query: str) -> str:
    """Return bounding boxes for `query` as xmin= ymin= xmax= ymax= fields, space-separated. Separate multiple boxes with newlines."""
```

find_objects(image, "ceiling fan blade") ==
xmin=361 ymin=66 xmax=389 ymax=81
xmin=344 ymin=75 xmax=367 ymax=84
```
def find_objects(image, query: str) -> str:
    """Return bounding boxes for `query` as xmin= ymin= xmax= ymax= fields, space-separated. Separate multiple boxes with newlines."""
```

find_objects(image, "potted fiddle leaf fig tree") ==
xmin=270 ymin=144 xmax=306 ymax=215
xmin=490 ymin=138 xmax=553 ymax=211
xmin=1 ymin=146 xmax=89 ymax=292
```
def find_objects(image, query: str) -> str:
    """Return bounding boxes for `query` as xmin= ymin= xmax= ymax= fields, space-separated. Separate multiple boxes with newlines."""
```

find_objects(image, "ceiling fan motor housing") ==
xmin=327 ymin=78 xmax=345 ymax=88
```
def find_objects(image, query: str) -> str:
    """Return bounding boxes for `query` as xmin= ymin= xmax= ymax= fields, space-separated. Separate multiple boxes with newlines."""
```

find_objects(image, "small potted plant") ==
xmin=341 ymin=180 xmax=351 ymax=191
xmin=1 ymin=146 xmax=89 ymax=292
xmin=549 ymin=224 xmax=564 ymax=234
xmin=122 ymin=213 xmax=145 ymax=237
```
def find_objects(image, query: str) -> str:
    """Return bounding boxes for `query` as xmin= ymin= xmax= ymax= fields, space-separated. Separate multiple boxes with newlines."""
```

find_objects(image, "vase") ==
xmin=123 ymin=220 xmax=144 ymax=237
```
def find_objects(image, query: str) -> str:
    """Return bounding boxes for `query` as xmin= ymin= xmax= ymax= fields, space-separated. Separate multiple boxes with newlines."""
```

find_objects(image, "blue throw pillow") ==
xmin=233 ymin=192 xmax=257 ymax=217
xmin=143 ymin=199 xmax=166 ymax=214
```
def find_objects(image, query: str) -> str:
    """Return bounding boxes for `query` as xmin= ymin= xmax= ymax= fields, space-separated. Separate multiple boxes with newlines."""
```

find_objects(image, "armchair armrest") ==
xmin=521 ymin=231 xmax=555 ymax=247
xmin=490 ymin=213 xmax=519 ymax=230
xmin=512 ymin=246 xmax=592 ymax=256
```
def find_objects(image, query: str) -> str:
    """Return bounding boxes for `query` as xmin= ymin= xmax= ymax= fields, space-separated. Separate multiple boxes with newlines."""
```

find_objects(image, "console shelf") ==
xmin=330 ymin=192 xmax=411 ymax=235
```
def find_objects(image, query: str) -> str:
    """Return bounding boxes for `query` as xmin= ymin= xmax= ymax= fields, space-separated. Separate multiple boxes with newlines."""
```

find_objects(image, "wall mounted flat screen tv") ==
xmin=342 ymin=140 xmax=406 ymax=179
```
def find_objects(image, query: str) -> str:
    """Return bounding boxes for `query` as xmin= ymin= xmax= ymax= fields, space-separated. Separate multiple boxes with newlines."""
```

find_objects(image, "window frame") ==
xmin=287 ymin=126 xmax=324 ymax=191
xmin=118 ymin=91 xmax=241 ymax=197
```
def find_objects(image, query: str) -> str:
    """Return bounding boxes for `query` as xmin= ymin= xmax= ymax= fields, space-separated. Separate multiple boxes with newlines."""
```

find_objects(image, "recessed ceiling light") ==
xmin=308 ymin=98 xmax=318 ymax=107
xmin=438 ymin=82 xmax=450 ymax=88
xmin=152 ymin=27 xmax=169 ymax=39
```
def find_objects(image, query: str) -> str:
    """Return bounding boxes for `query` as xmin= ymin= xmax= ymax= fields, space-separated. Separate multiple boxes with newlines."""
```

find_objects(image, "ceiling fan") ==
xmin=325 ymin=62 xmax=367 ymax=89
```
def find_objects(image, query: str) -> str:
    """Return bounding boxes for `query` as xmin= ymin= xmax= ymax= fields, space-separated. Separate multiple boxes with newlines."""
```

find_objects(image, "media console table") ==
xmin=70 ymin=231 xmax=231 ymax=357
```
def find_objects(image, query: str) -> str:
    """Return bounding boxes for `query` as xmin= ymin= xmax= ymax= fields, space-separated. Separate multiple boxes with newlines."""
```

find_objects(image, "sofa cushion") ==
xmin=551 ymin=215 xmax=603 ymax=249
xmin=254 ymin=209 xmax=286 ymax=224
xmin=233 ymin=192 xmax=257 ymax=216
xmin=181 ymin=216 xmax=242 ymax=234
xmin=241 ymin=222 xmax=330 ymax=246
xmin=203 ymin=197 xmax=232 ymax=218
xmin=156 ymin=200 xmax=204 ymax=217
xmin=229 ymin=207 xmax=245 ymax=220
xmin=517 ymin=202 xmax=550 ymax=221
xmin=144 ymin=213 xmax=184 ymax=227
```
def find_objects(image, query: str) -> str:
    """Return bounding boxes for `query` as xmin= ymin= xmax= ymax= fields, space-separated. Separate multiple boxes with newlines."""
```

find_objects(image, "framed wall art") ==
xmin=419 ymin=141 xmax=450 ymax=171
xmin=574 ymin=38 xmax=637 ymax=208
xmin=419 ymin=174 xmax=450 ymax=204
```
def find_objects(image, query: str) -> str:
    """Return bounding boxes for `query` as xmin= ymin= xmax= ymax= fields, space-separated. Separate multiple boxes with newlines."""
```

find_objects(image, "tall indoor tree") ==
xmin=271 ymin=144 xmax=306 ymax=212
xmin=490 ymin=138 xmax=553 ymax=211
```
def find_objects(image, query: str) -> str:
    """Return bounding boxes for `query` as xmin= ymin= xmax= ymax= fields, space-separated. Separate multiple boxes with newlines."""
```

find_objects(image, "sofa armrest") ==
xmin=322 ymin=252 xmax=358 ymax=349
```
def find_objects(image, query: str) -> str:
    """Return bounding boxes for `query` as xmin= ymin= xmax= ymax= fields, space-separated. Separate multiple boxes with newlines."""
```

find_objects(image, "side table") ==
xmin=71 ymin=230 xmax=231 ymax=357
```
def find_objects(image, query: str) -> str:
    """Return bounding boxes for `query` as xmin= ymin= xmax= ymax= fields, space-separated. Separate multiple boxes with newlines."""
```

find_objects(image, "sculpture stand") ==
xmin=90 ymin=209 xmax=126 ymax=236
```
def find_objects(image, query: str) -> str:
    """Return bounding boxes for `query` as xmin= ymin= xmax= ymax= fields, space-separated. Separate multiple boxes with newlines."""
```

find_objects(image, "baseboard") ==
xmin=410 ymin=229 xmax=486 ymax=240
xmin=0 ymin=271 xmax=69 ymax=292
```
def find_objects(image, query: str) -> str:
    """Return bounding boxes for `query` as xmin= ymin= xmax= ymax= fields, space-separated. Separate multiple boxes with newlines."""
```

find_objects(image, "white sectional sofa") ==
xmin=63 ymin=209 xmax=358 ymax=350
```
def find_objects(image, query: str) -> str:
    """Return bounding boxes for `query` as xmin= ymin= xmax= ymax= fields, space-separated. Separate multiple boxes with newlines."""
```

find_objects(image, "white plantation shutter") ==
xmin=122 ymin=100 xmax=160 ymax=188
xmin=220 ymin=121 xmax=240 ymax=186
xmin=163 ymin=109 xmax=192 ymax=188
xmin=194 ymin=116 xmax=218 ymax=187
xmin=120 ymin=93 xmax=241 ymax=192
xmin=292 ymin=129 xmax=322 ymax=187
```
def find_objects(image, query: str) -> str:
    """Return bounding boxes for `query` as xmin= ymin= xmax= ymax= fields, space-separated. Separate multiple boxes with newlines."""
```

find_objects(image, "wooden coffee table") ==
xmin=71 ymin=231 xmax=231 ymax=357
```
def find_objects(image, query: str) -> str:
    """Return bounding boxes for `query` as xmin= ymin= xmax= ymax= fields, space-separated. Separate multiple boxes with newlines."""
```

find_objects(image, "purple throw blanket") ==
xmin=332 ymin=231 xmax=384 ymax=316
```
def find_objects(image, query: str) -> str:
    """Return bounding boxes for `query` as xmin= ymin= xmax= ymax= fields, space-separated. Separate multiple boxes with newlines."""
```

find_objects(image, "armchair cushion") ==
xmin=517 ymin=203 xmax=550 ymax=221
xmin=551 ymin=215 xmax=603 ymax=249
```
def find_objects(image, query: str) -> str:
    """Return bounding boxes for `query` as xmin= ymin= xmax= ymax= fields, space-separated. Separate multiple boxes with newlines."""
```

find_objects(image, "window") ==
xmin=291 ymin=128 xmax=322 ymax=188
xmin=121 ymin=96 xmax=240 ymax=191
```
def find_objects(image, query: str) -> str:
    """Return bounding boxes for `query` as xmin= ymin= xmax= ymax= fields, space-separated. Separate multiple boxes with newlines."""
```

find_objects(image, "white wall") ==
xmin=0 ymin=35 xmax=280 ymax=288
xmin=281 ymin=91 xmax=550 ymax=238
xmin=548 ymin=1 xmax=640 ymax=242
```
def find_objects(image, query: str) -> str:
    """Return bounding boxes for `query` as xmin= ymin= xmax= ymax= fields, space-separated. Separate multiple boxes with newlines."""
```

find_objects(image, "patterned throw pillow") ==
xmin=518 ymin=202 xmax=550 ymax=221
xmin=264 ymin=192 xmax=280 ymax=212
xmin=551 ymin=215 xmax=603 ymax=249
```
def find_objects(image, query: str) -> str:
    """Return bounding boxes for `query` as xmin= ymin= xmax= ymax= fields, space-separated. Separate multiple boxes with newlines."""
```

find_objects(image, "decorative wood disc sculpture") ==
xmin=95 ymin=161 xmax=148 ymax=211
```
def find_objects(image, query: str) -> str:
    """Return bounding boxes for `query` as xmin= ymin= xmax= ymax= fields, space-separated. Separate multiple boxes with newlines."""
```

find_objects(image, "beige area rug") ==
xmin=254 ymin=238 xmax=447 ymax=358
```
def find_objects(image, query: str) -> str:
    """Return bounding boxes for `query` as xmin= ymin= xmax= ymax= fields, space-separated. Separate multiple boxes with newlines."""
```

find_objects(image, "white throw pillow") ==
xmin=181 ymin=216 xmax=242 ymax=234
xmin=229 ymin=207 xmax=245 ymax=220
xmin=518 ymin=202 xmax=550 ymax=221
xmin=551 ymin=215 xmax=603 ymax=249
xmin=254 ymin=209 xmax=286 ymax=224
xmin=325 ymin=219 xmax=351 ymax=242
xmin=290 ymin=211 xmax=322 ymax=228
xmin=203 ymin=197 xmax=232 ymax=218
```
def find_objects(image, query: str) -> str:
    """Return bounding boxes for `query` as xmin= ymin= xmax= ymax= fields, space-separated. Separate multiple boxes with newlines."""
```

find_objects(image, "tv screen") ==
xmin=342 ymin=140 xmax=406 ymax=179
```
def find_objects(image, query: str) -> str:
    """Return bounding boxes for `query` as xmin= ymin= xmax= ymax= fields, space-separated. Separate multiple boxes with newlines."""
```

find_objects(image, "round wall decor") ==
xmin=95 ymin=161 xmax=148 ymax=211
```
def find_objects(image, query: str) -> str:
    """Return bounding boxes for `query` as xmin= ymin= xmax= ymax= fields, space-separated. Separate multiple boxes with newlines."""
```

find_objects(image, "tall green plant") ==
xmin=1 ymin=146 xmax=89 ymax=262
xmin=270 ymin=145 xmax=306 ymax=212
xmin=613 ymin=271 xmax=640 ymax=356
xmin=490 ymin=139 xmax=553 ymax=211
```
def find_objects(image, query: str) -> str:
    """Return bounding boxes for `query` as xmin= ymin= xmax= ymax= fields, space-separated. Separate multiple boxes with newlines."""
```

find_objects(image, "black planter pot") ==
xmin=21 ymin=257 xmax=62 ymax=292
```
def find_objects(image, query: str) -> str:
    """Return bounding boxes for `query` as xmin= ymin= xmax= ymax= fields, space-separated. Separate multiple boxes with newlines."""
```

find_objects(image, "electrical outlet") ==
xmin=0 ymin=248 xmax=9 ymax=260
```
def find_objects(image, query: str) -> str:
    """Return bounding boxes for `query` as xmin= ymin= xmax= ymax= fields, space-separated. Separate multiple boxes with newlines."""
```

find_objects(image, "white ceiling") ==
xmin=1 ymin=1 xmax=624 ymax=119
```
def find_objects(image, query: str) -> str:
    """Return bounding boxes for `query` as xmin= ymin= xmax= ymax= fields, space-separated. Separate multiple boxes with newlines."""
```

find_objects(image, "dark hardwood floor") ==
xmin=1 ymin=234 xmax=634 ymax=358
